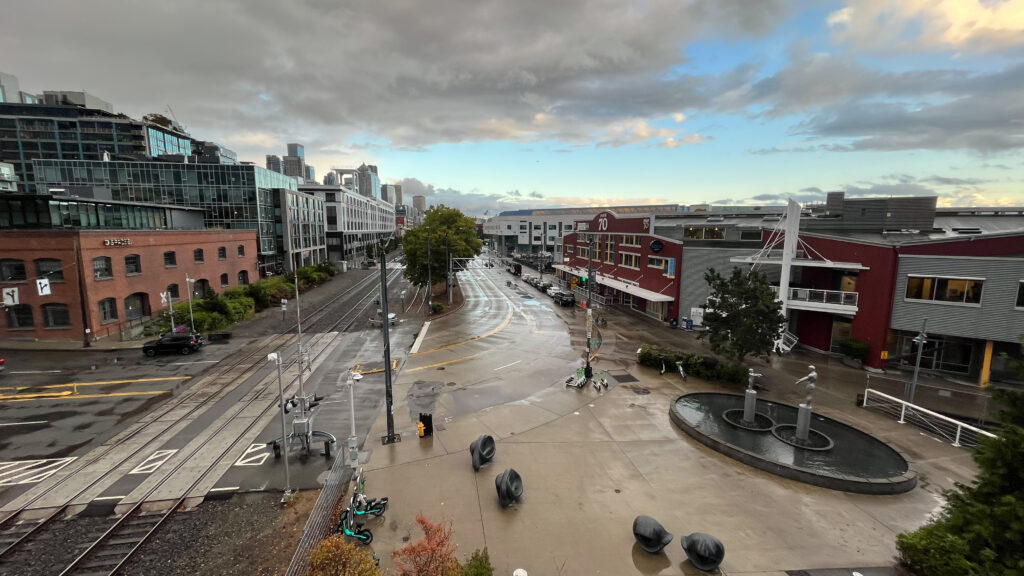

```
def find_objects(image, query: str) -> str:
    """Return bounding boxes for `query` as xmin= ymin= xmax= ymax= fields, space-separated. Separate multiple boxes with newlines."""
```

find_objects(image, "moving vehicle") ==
xmin=0 ymin=356 xmax=5 ymax=374
xmin=143 ymin=333 xmax=204 ymax=356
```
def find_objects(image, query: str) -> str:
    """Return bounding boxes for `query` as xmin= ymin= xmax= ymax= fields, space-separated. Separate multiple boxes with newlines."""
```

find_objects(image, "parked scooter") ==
xmin=351 ymin=491 xmax=389 ymax=517
xmin=333 ymin=508 xmax=373 ymax=545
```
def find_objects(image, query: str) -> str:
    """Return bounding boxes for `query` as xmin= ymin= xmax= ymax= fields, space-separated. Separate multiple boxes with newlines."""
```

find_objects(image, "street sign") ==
xmin=36 ymin=278 xmax=51 ymax=296
xmin=2 ymin=287 xmax=18 ymax=306
xmin=160 ymin=291 xmax=169 ymax=305
xmin=280 ymin=298 xmax=288 ymax=311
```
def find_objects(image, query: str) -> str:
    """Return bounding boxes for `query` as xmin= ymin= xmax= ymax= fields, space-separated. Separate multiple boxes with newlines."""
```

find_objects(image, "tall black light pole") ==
xmin=584 ymin=234 xmax=594 ymax=379
xmin=426 ymin=233 xmax=432 ymax=312
xmin=446 ymin=232 xmax=452 ymax=306
xmin=379 ymin=239 xmax=399 ymax=444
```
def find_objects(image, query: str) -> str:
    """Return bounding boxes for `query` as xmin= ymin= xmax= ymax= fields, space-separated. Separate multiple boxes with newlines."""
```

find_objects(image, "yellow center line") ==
xmin=405 ymin=350 xmax=493 ymax=373
xmin=0 ymin=390 xmax=170 ymax=403
xmin=0 ymin=376 xmax=187 ymax=392
xmin=413 ymin=307 xmax=514 ymax=356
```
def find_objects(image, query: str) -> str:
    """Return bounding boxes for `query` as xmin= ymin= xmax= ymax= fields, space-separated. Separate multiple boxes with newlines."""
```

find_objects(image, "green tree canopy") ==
xmin=701 ymin=267 xmax=785 ymax=364
xmin=401 ymin=205 xmax=482 ymax=289
xmin=897 ymin=352 xmax=1024 ymax=576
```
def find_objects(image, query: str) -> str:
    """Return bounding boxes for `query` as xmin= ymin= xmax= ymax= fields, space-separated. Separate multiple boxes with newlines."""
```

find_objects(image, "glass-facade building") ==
xmin=0 ymin=193 xmax=205 ymax=230
xmin=147 ymin=126 xmax=192 ymax=157
xmin=32 ymin=159 xmax=310 ymax=274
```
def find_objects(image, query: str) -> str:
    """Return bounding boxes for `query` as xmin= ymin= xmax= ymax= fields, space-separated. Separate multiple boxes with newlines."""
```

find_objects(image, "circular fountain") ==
xmin=670 ymin=368 xmax=916 ymax=495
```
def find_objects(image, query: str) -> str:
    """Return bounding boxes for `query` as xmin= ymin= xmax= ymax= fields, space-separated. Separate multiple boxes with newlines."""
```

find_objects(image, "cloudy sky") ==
xmin=4 ymin=0 xmax=1023 ymax=216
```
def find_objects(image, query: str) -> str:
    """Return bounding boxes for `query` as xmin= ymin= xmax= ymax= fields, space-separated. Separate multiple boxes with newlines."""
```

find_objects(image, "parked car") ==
xmin=553 ymin=291 xmax=576 ymax=306
xmin=537 ymin=281 xmax=553 ymax=292
xmin=143 ymin=333 xmax=204 ymax=357
xmin=546 ymin=286 xmax=561 ymax=297
xmin=0 ymin=356 xmax=5 ymax=373
xmin=522 ymin=275 xmax=536 ymax=286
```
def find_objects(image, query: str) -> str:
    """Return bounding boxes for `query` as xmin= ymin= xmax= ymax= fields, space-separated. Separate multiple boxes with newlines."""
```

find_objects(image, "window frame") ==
xmin=0 ymin=258 xmax=27 ymax=282
xmin=193 ymin=248 xmax=205 ymax=264
xmin=220 ymin=273 xmax=229 ymax=287
xmin=1016 ymin=280 xmax=1024 ymax=309
xmin=218 ymin=246 xmax=227 ymax=260
xmin=124 ymin=253 xmax=142 ymax=275
xmin=237 ymin=245 xmax=245 ymax=257
xmin=905 ymin=274 xmax=984 ymax=306
xmin=5 ymin=303 xmax=34 ymax=329
xmin=92 ymin=256 xmax=113 ymax=280
xmin=619 ymin=252 xmax=641 ymax=269
xmin=41 ymin=303 xmax=71 ymax=329
xmin=164 ymin=251 xmax=177 ymax=267
xmin=98 ymin=297 xmax=118 ymax=323
xmin=35 ymin=258 xmax=65 ymax=282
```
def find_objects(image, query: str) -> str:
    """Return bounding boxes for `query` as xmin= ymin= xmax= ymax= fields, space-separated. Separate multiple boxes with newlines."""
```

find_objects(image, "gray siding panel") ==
xmin=680 ymin=247 xmax=782 ymax=319
xmin=892 ymin=256 xmax=1024 ymax=343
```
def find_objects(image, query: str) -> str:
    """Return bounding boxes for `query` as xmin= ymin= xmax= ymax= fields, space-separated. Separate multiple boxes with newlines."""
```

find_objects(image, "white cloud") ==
xmin=828 ymin=0 xmax=1024 ymax=53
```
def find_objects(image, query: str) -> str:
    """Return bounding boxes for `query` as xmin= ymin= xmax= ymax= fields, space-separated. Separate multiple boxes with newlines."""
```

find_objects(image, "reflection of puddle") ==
xmin=406 ymin=380 xmax=443 ymax=421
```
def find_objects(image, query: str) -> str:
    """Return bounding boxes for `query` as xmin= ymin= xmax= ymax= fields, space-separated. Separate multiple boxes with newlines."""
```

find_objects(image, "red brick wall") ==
xmin=1 ymin=230 xmax=258 ymax=343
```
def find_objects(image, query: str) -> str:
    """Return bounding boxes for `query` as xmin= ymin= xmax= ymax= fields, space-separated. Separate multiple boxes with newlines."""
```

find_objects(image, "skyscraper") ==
xmin=304 ymin=164 xmax=315 ymax=182
xmin=380 ymin=184 xmax=397 ymax=204
xmin=357 ymin=163 xmax=381 ymax=200
xmin=395 ymin=184 xmax=403 ymax=207
xmin=266 ymin=155 xmax=283 ymax=173
xmin=287 ymin=143 xmax=305 ymax=161
xmin=413 ymin=195 xmax=426 ymax=212
xmin=283 ymin=156 xmax=305 ymax=179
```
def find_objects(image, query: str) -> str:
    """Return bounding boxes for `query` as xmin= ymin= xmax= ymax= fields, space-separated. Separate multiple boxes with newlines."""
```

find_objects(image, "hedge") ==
xmin=637 ymin=343 xmax=747 ymax=384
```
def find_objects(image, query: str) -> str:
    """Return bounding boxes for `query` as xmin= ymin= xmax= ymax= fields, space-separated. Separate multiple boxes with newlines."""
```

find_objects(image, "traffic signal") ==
xmin=579 ymin=275 xmax=587 ymax=288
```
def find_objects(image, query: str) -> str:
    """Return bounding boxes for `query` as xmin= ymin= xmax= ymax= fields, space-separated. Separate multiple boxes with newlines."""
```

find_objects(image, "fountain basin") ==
xmin=671 ymin=393 xmax=916 ymax=494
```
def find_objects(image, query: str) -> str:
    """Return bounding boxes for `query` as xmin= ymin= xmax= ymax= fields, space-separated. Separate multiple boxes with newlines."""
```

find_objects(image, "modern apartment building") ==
xmin=0 ymin=161 xmax=16 ymax=191
xmin=266 ymin=154 xmax=283 ymax=174
xmin=31 ymin=158 xmax=322 ymax=275
xmin=299 ymin=183 xmax=396 ymax=263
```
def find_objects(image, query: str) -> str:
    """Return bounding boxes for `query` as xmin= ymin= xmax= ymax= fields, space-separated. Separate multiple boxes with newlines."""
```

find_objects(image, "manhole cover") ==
xmin=615 ymin=373 xmax=639 ymax=383
xmin=631 ymin=386 xmax=650 ymax=395
xmin=446 ymin=382 xmax=457 ymax=387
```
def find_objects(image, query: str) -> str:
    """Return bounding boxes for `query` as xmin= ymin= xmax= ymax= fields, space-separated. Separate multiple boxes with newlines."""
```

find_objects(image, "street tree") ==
xmin=701 ymin=267 xmax=785 ymax=364
xmin=401 ymin=205 xmax=482 ymax=292
xmin=896 ymin=354 xmax=1024 ymax=576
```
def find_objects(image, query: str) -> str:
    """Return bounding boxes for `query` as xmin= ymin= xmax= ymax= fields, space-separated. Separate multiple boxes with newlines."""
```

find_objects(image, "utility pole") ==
xmin=293 ymin=253 xmax=306 ymax=411
xmin=446 ymin=233 xmax=453 ymax=306
xmin=379 ymin=241 xmax=399 ymax=444
xmin=74 ymin=238 xmax=91 ymax=347
xmin=426 ymin=233 xmax=432 ymax=312
xmin=584 ymin=234 xmax=594 ymax=379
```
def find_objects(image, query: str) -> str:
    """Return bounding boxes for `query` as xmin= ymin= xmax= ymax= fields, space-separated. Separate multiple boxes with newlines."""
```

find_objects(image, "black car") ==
xmin=536 ymin=281 xmax=553 ymax=292
xmin=143 ymin=334 xmax=204 ymax=356
xmin=553 ymin=291 xmax=576 ymax=306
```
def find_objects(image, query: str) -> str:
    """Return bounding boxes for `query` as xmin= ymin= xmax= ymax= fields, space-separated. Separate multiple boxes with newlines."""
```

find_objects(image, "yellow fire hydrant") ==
xmin=418 ymin=421 xmax=426 ymax=438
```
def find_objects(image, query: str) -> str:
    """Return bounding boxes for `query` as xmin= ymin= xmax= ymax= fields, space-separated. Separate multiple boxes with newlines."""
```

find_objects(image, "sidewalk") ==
xmin=358 ymin=301 xmax=979 ymax=575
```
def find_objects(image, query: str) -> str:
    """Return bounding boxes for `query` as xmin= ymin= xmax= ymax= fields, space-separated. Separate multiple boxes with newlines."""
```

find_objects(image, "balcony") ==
xmin=772 ymin=286 xmax=859 ymax=315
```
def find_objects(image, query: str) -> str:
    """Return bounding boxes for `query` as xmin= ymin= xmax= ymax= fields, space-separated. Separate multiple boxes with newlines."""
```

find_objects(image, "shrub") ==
xmin=836 ymin=337 xmax=870 ymax=361
xmin=636 ymin=343 xmax=746 ymax=384
xmin=460 ymin=548 xmax=493 ymax=576
xmin=392 ymin=516 xmax=460 ymax=576
xmin=245 ymin=281 xmax=273 ymax=310
xmin=224 ymin=296 xmax=255 ymax=323
xmin=431 ymin=301 xmax=444 ymax=315
xmin=317 ymin=262 xmax=339 ymax=277
xmin=297 ymin=266 xmax=328 ymax=290
xmin=308 ymin=535 xmax=381 ymax=576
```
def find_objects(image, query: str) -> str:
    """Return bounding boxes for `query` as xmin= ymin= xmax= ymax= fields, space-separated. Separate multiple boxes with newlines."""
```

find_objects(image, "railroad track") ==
xmin=0 ymin=265 xmax=407 ymax=575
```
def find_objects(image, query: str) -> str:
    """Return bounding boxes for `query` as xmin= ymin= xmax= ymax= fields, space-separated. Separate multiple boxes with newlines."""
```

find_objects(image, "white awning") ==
xmin=553 ymin=264 xmax=589 ymax=276
xmin=595 ymin=275 xmax=675 ymax=302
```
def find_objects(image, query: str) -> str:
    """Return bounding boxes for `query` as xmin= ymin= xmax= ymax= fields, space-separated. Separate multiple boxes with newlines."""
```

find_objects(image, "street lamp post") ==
xmin=267 ymin=352 xmax=293 ymax=503
xmin=378 ymin=241 xmax=399 ymax=445
xmin=907 ymin=318 xmax=928 ymax=406
xmin=584 ymin=234 xmax=595 ymax=379
xmin=185 ymin=274 xmax=196 ymax=334
xmin=293 ymin=254 xmax=306 ymax=411
xmin=446 ymin=232 xmax=452 ymax=306
xmin=347 ymin=370 xmax=362 ymax=469
xmin=426 ymin=233 xmax=432 ymax=312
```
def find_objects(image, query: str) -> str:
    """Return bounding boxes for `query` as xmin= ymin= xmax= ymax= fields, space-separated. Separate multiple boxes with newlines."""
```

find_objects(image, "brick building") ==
xmin=1 ymin=229 xmax=257 ymax=344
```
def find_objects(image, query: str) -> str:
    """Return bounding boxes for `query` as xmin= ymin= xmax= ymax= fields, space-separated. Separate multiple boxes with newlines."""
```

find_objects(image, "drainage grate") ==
xmin=614 ymin=373 xmax=639 ymax=383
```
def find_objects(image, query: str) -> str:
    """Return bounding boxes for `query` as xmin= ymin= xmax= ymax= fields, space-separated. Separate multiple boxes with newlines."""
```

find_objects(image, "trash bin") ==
xmin=669 ymin=318 xmax=679 ymax=329
xmin=418 ymin=413 xmax=434 ymax=437
xmin=685 ymin=319 xmax=694 ymax=330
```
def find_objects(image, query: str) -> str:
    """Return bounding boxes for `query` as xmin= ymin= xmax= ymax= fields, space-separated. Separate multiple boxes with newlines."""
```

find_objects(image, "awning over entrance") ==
xmin=553 ymin=264 xmax=589 ymax=277
xmin=595 ymin=274 xmax=675 ymax=302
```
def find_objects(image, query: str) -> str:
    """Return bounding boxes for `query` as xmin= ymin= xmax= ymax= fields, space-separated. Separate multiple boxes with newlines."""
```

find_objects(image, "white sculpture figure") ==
xmin=795 ymin=365 xmax=817 ymax=406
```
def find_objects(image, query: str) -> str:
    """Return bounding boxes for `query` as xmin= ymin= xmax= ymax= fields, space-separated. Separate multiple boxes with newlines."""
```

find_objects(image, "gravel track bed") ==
xmin=0 ymin=514 xmax=115 ymax=576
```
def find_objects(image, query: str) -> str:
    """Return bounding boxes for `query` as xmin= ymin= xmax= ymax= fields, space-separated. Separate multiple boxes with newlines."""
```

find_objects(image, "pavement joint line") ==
xmin=0 ymin=420 xmax=48 ymax=426
xmin=0 ymin=390 xmax=170 ymax=403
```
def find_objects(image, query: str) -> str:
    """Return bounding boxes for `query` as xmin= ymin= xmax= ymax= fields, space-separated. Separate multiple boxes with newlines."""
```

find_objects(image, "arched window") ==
xmin=99 ymin=298 xmax=118 ymax=322
xmin=218 ymin=246 xmax=227 ymax=260
xmin=35 ymin=258 xmax=64 ymax=282
xmin=0 ymin=259 xmax=27 ymax=282
xmin=238 ymin=270 xmax=250 ymax=285
xmin=92 ymin=256 xmax=113 ymax=280
xmin=194 ymin=248 xmax=204 ymax=263
xmin=237 ymin=244 xmax=245 ymax=257
xmin=124 ymin=292 xmax=148 ymax=320
xmin=42 ymin=303 xmax=71 ymax=328
xmin=124 ymin=254 xmax=142 ymax=275
xmin=220 ymin=273 xmax=229 ymax=287
xmin=5 ymin=304 xmax=33 ymax=329
xmin=193 ymin=278 xmax=210 ymax=297
xmin=164 ymin=251 xmax=177 ymax=267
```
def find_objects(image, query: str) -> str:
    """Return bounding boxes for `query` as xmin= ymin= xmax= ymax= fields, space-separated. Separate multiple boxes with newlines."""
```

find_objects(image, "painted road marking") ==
xmin=10 ymin=370 xmax=63 ymax=374
xmin=208 ymin=486 xmax=239 ymax=492
xmin=0 ymin=376 xmax=187 ymax=392
xmin=129 ymin=449 xmax=178 ymax=475
xmin=0 ymin=421 xmax=48 ymax=427
xmin=171 ymin=360 xmax=219 ymax=365
xmin=234 ymin=443 xmax=271 ymax=467
xmin=93 ymin=496 xmax=125 ymax=501
xmin=0 ymin=390 xmax=169 ymax=403
xmin=494 ymin=360 xmax=521 ymax=371
xmin=405 ymin=350 xmax=493 ymax=373
xmin=0 ymin=458 xmax=77 ymax=486
xmin=409 ymin=321 xmax=430 ymax=354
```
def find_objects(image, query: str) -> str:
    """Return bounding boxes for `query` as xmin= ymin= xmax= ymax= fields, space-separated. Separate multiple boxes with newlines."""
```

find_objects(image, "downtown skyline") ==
xmin=3 ymin=0 xmax=1023 ymax=217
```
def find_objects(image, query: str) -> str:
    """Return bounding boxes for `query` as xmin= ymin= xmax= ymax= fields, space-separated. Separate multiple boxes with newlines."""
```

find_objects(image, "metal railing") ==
xmin=772 ymin=286 xmax=859 ymax=307
xmin=861 ymin=387 xmax=998 ymax=448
